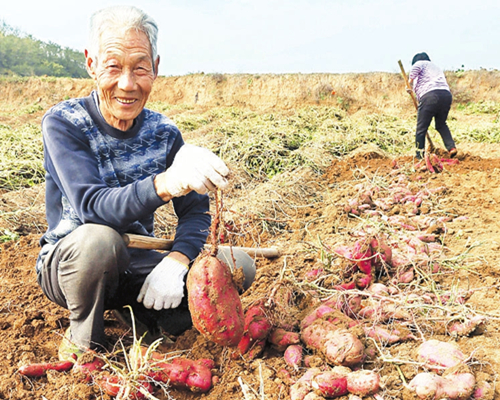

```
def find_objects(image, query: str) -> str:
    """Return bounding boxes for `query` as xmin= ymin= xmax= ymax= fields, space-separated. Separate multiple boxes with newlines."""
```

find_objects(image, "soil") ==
xmin=1 ymin=75 xmax=500 ymax=400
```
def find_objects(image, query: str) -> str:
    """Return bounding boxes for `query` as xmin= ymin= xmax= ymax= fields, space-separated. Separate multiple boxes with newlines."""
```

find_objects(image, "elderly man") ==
xmin=36 ymin=5 xmax=250 ymax=361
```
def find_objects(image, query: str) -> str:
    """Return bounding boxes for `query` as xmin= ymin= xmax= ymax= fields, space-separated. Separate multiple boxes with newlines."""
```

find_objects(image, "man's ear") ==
xmin=85 ymin=49 xmax=97 ymax=79
xmin=154 ymin=55 xmax=160 ymax=79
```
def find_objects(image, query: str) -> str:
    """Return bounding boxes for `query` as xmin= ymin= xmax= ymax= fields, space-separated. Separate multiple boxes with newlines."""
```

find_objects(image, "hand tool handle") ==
xmin=122 ymin=233 xmax=281 ymax=259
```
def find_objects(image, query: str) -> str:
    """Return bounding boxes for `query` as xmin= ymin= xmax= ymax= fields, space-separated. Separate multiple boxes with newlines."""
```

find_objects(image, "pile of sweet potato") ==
xmin=19 ymin=348 xmax=216 ymax=398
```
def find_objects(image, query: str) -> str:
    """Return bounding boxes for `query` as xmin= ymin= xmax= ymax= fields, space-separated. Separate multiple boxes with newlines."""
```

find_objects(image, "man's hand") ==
xmin=155 ymin=144 xmax=229 ymax=200
xmin=137 ymin=256 xmax=188 ymax=310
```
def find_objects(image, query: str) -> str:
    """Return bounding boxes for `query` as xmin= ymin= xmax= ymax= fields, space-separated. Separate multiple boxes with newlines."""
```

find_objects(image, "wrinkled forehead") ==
xmin=97 ymin=27 xmax=153 ymax=59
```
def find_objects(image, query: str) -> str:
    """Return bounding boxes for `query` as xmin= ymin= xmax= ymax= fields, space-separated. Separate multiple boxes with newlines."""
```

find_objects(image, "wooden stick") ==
xmin=398 ymin=60 xmax=436 ymax=153
xmin=122 ymin=233 xmax=281 ymax=259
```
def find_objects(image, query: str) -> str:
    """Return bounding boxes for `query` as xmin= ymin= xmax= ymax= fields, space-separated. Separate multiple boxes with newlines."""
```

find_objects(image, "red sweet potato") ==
xmin=268 ymin=328 xmax=300 ymax=351
xmin=244 ymin=303 xmax=273 ymax=341
xmin=305 ymin=268 xmax=325 ymax=281
xmin=18 ymin=360 xmax=74 ymax=377
xmin=290 ymin=368 xmax=322 ymax=400
xmin=300 ymin=305 xmax=337 ymax=330
xmin=352 ymin=240 xmax=373 ymax=274
xmin=346 ymin=370 xmax=380 ymax=396
xmin=236 ymin=303 xmax=273 ymax=356
xmin=366 ymin=283 xmax=396 ymax=296
xmin=98 ymin=373 xmax=121 ymax=397
xmin=187 ymin=251 xmax=244 ymax=347
xmin=408 ymin=372 xmax=443 ymax=399
xmin=447 ymin=315 xmax=486 ymax=337
xmin=149 ymin=358 xmax=213 ymax=393
xmin=355 ymin=272 xmax=372 ymax=289
xmin=409 ymin=372 xmax=475 ymax=400
xmin=246 ymin=339 xmax=266 ymax=360
xmin=301 ymin=321 xmax=365 ymax=367
xmin=416 ymin=339 xmax=465 ymax=371
xmin=472 ymin=380 xmax=494 ymax=400
xmin=363 ymin=325 xmax=416 ymax=345
xmin=98 ymin=374 xmax=153 ymax=399
xmin=236 ymin=333 xmax=252 ymax=355
xmin=72 ymin=354 xmax=105 ymax=382
xmin=311 ymin=371 xmax=348 ymax=398
xmin=284 ymin=345 xmax=303 ymax=370
xmin=370 ymin=237 xmax=392 ymax=267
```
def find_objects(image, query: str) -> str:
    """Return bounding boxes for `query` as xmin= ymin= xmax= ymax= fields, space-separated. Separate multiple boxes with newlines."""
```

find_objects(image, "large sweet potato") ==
xmin=301 ymin=320 xmax=365 ymax=367
xmin=149 ymin=358 xmax=213 ymax=393
xmin=311 ymin=371 xmax=348 ymax=398
xmin=416 ymin=339 xmax=465 ymax=371
xmin=346 ymin=370 xmax=380 ymax=396
xmin=187 ymin=250 xmax=244 ymax=347
xmin=409 ymin=372 xmax=475 ymax=400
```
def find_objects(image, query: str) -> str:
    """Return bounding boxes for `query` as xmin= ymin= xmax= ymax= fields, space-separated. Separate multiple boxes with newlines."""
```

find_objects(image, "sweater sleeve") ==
xmin=42 ymin=111 xmax=165 ymax=230
xmin=409 ymin=63 xmax=422 ymax=83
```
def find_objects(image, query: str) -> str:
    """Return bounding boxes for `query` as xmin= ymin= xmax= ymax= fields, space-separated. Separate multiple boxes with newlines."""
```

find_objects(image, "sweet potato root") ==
xmin=18 ymin=360 xmax=74 ymax=377
xmin=187 ymin=251 xmax=244 ymax=347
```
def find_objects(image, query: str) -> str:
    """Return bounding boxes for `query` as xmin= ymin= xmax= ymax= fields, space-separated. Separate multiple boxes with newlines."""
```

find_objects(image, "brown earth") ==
xmin=1 ymin=73 xmax=500 ymax=400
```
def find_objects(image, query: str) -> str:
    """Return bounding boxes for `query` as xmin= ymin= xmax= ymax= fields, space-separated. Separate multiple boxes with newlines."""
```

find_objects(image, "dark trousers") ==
xmin=416 ymin=89 xmax=456 ymax=157
xmin=37 ymin=224 xmax=192 ymax=350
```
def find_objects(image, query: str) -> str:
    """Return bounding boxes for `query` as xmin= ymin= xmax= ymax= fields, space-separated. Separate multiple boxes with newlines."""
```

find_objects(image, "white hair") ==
xmin=88 ymin=6 xmax=158 ymax=70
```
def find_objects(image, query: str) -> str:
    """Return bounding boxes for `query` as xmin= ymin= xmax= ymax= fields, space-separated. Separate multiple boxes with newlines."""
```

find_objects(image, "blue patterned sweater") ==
xmin=37 ymin=91 xmax=210 ymax=271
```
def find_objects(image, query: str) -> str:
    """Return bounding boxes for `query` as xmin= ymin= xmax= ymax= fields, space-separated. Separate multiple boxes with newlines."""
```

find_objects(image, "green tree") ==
xmin=0 ymin=21 xmax=87 ymax=78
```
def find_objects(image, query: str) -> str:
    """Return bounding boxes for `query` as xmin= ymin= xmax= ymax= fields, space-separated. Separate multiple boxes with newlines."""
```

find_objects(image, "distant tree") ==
xmin=0 ymin=21 xmax=87 ymax=78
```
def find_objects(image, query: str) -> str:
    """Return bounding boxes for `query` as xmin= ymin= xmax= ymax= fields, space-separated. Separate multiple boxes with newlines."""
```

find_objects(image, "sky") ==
xmin=1 ymin=0 xmax=499 ymax=77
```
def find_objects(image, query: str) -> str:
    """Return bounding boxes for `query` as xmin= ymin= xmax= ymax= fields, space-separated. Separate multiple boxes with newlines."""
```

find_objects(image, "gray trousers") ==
xmin=37 ymin=223 xmax=255 ymax=351
xmin=37 ymin=224 xmax=191 ymax=350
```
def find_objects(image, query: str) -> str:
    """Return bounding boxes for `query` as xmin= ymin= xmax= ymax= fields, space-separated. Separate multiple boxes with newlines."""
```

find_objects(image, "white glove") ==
xmin=137 ymin=257 xmax=188 ymax=310
xmin=162 ymin=144 xmax=229 ymax=197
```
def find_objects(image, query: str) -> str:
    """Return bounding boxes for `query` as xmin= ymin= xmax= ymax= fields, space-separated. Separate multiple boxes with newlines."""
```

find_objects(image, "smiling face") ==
xmin=85 ymin=28 xmax=159 ymax=131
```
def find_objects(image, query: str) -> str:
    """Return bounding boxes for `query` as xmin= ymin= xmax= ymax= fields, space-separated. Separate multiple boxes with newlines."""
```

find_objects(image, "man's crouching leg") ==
xmin=38 ymin=224 xmax=130 ymax=352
